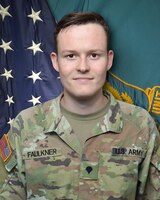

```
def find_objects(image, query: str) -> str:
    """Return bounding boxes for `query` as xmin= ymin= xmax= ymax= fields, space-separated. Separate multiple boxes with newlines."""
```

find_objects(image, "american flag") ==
xmin=0 ymin=0 xmax=63 ymax=138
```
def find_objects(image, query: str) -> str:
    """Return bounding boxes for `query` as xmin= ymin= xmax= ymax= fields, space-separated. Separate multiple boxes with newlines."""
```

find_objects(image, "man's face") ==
xmin=51 ymin=23 xmax=113 ymax=101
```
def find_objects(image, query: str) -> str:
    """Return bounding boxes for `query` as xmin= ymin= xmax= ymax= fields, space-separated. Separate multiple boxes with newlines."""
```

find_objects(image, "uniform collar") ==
xmin=96 ymin=91 xmax=123 ymax=134
xmin=45 ymin=92 xmax=123 ymax=155
xmin=47 ymin=92 xmax=123 ymax=136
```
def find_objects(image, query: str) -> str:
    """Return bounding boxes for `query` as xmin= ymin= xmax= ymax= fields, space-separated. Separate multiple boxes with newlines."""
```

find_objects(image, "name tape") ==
xmin=23 ymin=148 xmax=61 ymax=159
xmin=112 ymin=147 xmax=146 ymax=158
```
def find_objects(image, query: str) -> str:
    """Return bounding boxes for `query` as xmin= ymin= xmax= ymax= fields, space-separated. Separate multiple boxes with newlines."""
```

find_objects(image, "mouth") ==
xmin=73 ymin=76 xmax=93 ymax=80
xmin=73 ymin=77 xmax=93 ymax=83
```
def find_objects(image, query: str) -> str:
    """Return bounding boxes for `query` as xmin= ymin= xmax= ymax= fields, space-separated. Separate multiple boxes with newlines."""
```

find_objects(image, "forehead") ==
xmin=57 ymin=23 xmax=107 ymax=49
xmin=58 ymin=23 xmax=106 ymax=36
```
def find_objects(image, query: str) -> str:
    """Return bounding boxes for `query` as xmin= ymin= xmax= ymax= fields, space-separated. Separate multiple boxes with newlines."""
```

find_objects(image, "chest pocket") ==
xmin=22 ymin=147 xmax=81 ymax=199
xmin=97 ymin=147 xmax=145 ymax=197
xmin=23 ymin=148 xmax=63 ymax=185
xmin=22 ymin=147 xmax=72 ymax=178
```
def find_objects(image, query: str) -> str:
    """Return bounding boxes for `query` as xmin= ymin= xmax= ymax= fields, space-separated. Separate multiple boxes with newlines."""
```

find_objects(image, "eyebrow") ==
xmin=61 ymin=50 xmax=77 ymax=54
xmin=61 ymin=49 xmax=106 ymax=54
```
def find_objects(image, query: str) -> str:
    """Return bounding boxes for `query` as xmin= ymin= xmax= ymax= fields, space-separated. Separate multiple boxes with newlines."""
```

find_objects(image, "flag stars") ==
xmin=0 ymin=39 xmax=13 ymax=54
xmin=0 ymin=4 xmax=12 ymax=20
xmin=5 ymin=95 xmax=14 ymax=106
xmin=28 ymin=8 xmax=43 ymax=24
xmin=28 ymin=95 xmax=41 ymax=106
xmin=1 ymin=68 xmax=13 ymax=81
xmin=28 ymin=71 xmax=42 ymax=83
xmin=27 ymin=40 xmax=43 ymax=55
xmin=7 ymin=118 xmax=14 ymax=126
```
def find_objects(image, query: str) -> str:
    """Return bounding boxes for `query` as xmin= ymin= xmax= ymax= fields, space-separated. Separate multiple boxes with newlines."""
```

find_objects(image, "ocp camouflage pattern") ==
xmin=0 ymin=92 xmax=160 ymax=200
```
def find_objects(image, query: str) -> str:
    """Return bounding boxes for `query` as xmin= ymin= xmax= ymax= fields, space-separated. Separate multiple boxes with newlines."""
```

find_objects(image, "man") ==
xmin=0 ymin=12 xmax=160 ymax=200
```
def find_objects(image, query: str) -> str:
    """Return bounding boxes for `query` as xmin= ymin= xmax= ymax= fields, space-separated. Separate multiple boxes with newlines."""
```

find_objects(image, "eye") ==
xmin=66 ymin=54 xmax=76 ymax=59
xmin=90 ymin=53 xmax=99 ymax=59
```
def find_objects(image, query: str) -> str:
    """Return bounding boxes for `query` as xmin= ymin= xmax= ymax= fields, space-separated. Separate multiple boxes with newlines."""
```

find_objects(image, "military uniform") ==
xmin=0 ymin=92 xmax=160 ymax=200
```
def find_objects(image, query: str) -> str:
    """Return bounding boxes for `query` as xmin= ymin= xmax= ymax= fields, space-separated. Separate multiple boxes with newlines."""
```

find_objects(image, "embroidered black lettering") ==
xmin=133 ymin=149 xmax=137 ymax=155
xmin=136 ymin=150 xmax=140 ymax=156
xmin=40 ymin=150 xmax=45 ymax=156
xmin=45 ymin=149 xmax=49 ymax=156
xmin=112 ymin=147 xmax=145 ymax=158
xmin=24 ymin=148 xmax=61 ymax=159
xmin=52 ymin=148 xmax=57 ymax=154
xmin=128 ymin=148 xmax=144 ymax=157
xmin=128 ymin=149 xmax=133 ymax=155
xmin=32 ymin=152 xmax=35 ymax=157
xmin=37 ymin=151 xmax=40 ymax=157
xmin=112 ymin=147 xmax=127 ymax=155
xmin=27 ymin=152 xmax=32 ymax=158
xmin=121 ymin=148 xmax=127 ymax=154
xmin=138 ymin=150 xmax=143 ymax=157
xmin=48 ymin=149 xmax=55 ymax=155
xmin=112 ymin=148 xmax=118 ymax=155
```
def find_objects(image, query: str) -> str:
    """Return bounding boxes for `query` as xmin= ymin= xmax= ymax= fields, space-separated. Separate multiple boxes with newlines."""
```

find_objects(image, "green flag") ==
xmin=48 ymin=0 xmax=160 ymax=131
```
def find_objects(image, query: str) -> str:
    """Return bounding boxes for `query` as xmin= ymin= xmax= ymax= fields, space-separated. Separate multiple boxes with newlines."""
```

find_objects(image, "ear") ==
xmin=106 ymin=50 xmax=114 ymax=71
xmin=50 ymin=52 xmax=59 ymax=72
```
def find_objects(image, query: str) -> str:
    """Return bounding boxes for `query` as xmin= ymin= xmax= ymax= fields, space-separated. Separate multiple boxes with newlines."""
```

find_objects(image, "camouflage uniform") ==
xmin=0 ymin=92 xmax=160 ymax=200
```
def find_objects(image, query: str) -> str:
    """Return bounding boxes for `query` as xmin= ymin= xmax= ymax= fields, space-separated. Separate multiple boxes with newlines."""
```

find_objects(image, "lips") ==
xmin=73 ymin=77 xmax=94 ymax=84
xmin=73 ymin=77 xmax=93 ymax=82
xmin=73 ymin=77 xmax=93 ymax=80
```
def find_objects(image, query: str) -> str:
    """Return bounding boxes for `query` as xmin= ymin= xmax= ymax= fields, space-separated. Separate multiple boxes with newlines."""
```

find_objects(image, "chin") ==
xmin=65 ymin=87 xmax=102 ymax=100
xmin=73 ymin=92 xmax=97 ymax=101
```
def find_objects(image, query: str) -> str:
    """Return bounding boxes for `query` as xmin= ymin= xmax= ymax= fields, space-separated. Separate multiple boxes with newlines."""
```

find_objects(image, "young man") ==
xmin=0 ymin=12 xmax=160 ymax=200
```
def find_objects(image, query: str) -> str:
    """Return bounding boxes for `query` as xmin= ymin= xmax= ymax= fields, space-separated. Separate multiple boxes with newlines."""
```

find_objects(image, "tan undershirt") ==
xmin=60 ymin=99 xmax=109 ymax=146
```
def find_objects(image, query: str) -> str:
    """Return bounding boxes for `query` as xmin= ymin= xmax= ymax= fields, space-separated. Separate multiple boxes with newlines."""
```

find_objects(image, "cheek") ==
xmin=91 ymin=59 xmax=108 ymax=72
xmin=100 ymin=73 xmax=107 ymax=84
xmin=94 ymin=65 xmax=107 ymax=77
xmin=95 ymin=67 xmax=107 ymax=83
xmin=58 ymin=68 xmax=73 ymax=84
xmin=58 ymin=61 xmax=76 ymax=76
xmin=58 ymin=65 xmax=70 ymax=77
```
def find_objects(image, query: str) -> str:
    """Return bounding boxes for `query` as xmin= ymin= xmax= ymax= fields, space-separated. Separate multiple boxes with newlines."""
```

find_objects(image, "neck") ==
xmin=61 ymin=92 xmax=108 ymax=115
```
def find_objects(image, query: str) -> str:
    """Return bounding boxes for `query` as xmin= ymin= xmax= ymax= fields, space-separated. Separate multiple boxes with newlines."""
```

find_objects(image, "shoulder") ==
xmin=10 ymin=95 xmax=61 ymax=135
xmin=16 ymin=95 xmax=60 ymax=121
xmin=119 ymin=100 xmax=160 ymax=151
xmin=0 ymin=95 xmax=61 ymax=172
xmin=118 ymin=100 xmax=154 ymax=128
xmin=108 ymin=91 xmax=154 ymax=129
xmin=117 ymin=100 xmax=159 ymax=146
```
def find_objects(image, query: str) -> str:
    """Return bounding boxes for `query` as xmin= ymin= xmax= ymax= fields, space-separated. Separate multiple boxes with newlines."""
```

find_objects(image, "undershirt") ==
xmin=60 ymin=99 xmax=109 ymax=146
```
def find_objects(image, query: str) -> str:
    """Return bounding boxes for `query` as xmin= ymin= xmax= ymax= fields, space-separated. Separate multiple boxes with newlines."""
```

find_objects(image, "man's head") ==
xmin=54 ymin=12 xmax=110 ymax=53
xmin=51 ymin=12 xmax=113 ymax=104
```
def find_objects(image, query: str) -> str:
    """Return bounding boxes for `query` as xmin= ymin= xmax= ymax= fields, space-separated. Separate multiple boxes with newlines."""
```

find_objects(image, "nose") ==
xmin=76 ymin=57 xmax=90 ymax=72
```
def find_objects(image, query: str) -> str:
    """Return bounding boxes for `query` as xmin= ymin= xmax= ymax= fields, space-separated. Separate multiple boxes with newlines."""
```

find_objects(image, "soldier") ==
xmin=0 ymin=12 xmax=160 ymax=200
